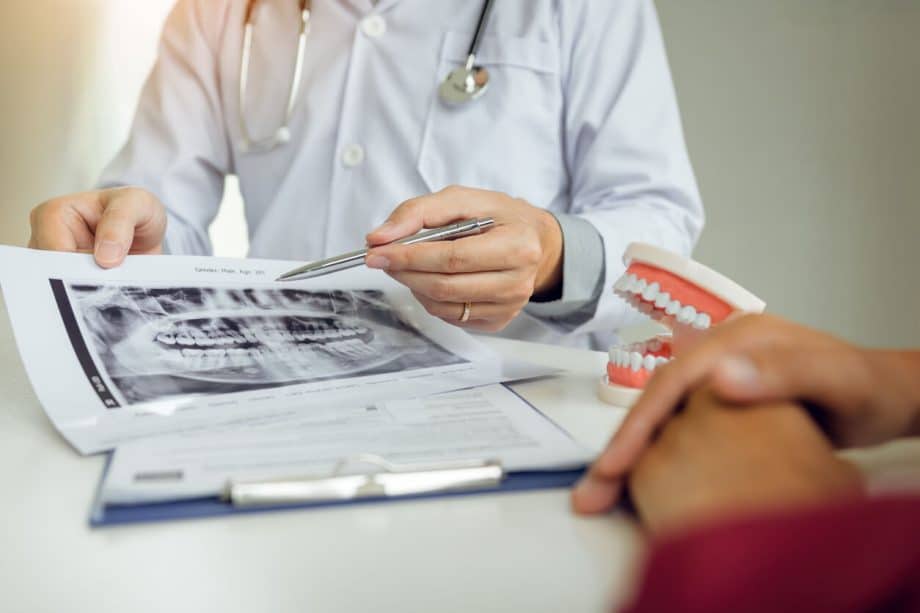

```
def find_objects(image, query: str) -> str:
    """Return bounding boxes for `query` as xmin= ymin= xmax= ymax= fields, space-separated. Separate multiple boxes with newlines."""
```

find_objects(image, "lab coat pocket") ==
xmin=417 ymin=31 xmax=565 ymax=207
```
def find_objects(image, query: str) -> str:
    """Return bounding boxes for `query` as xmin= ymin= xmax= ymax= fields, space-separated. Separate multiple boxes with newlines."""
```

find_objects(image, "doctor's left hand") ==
xmin=365 ymin=186 xmax=563 ymax=332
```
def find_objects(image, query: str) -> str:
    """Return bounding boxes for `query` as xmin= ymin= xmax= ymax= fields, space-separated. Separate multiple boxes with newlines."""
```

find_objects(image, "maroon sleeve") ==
xmin=624 ymin=496 xmax=920 ymax=613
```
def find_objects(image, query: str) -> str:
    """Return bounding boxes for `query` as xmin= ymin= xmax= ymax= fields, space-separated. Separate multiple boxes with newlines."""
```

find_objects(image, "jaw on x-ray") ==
xmin=64 ymin=284 xmax=465 ymax=405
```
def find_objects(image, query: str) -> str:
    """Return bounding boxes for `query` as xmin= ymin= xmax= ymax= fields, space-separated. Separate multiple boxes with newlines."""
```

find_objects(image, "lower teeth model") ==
xmin=598 ymin=243 xmax=766 ymax=406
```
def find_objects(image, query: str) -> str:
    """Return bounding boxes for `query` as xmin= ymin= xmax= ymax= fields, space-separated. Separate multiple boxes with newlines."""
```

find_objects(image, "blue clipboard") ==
xmin=89 ymin=384 xmax=589 ymax=528
xmin=89 ymin=453 xmax=585 ymax=527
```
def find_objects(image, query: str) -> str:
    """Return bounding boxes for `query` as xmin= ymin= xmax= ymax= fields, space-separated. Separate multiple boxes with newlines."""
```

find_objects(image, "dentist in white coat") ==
xmin=28 ymin=0 xmax=703 ymax=350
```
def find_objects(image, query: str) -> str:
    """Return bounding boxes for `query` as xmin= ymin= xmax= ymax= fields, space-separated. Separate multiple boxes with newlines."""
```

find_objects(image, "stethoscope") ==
xmin=239 ymin=0 xmax=496 ymax=153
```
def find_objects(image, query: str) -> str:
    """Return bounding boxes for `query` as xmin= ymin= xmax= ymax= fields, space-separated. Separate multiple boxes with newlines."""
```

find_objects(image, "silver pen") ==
xmin=276 ymin=217 xmax=496 ymax=282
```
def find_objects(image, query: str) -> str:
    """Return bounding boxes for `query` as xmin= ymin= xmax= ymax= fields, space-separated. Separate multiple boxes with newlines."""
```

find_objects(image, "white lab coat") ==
xmin=101 ymin=0 xmax=704 ymax=350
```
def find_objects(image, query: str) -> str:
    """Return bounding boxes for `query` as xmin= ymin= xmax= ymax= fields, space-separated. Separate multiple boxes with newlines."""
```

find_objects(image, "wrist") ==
xmin=891 ymin=351 xmax=920 ymax=436
xmin=532 ymin=208 xmax=563 ymax=298
xmin=865 ymin=349 xmax=920 ymax=439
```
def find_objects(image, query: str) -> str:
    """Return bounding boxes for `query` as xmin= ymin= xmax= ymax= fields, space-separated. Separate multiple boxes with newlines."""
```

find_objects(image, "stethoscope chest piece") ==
xmin=438 ymin=0 xmax=495 ymax=105
xmin=439 ymin=62 xmax=490 ymax=105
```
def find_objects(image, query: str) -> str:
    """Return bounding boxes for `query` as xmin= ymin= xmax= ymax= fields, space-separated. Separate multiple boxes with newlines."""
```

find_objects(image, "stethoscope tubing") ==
xmin=238 ymin=0 xmax=494 ymax=153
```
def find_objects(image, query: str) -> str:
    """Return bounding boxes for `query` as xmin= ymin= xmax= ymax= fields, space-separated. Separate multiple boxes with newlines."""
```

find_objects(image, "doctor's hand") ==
xmin=28 ymin=187 xmax=167 ymax=268
xmin=365 ymin=186 xmax=563 ymax=332
xmin=572 ymin=314 xmax=920 ymax=516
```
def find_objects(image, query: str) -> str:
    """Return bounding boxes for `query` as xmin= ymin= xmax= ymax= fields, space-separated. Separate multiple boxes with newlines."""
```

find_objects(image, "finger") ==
xmin=389 ymin=269 xmax=531 ymax=305
xmin=368 ymin=230 xmax=518 ymax=274
xmin=410 ymin=293 xmax=517 ymax=324
xmin=29 ymin=197 xmax=99 ymax=252
xmin=710 ymin=347 xmax=873 ymax=417
xmin=367 ymin=187 xmax=491 ymax=245
xmin=92 ymin=191 xmax=161 ymax=268
xmin=571 ymin=474 xmax=624 ymax=515
xmin=29 ymin=216 xmax=80 ymax=252
xmin=589 ymin=315 xmax=798 ymax=480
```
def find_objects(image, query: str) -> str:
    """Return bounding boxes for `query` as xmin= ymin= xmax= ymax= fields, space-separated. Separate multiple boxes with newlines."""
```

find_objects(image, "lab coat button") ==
xmin=361 ymin=15 xmax=387 ymax=38
xmin=342 ymin=144 xmax=366 ymax=167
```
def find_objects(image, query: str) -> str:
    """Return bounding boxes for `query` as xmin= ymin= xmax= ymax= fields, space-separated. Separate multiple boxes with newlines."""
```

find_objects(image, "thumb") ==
xmin=93 ymin=193 xmax=161 ymax=268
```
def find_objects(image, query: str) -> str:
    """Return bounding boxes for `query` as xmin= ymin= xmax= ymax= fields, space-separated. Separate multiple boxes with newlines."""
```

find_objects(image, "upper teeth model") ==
xmin=599 ymin=243 xmax=766 ymax=406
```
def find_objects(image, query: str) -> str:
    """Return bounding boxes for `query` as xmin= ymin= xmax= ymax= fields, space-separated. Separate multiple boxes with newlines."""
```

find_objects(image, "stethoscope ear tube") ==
xmin=238 ymin=0 xmax=311 ymax=153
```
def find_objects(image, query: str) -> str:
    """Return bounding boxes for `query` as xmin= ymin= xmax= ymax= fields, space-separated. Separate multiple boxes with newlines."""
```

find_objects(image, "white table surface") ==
xmin=1 ymin=300 xmax=918 ymax=613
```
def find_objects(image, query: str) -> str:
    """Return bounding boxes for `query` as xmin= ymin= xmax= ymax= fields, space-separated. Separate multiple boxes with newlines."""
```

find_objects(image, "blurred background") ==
xmin=0 ymin=0 xmax=917 ymax=347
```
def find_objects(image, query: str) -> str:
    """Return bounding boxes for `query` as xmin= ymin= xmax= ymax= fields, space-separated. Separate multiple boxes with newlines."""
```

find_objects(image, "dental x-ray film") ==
xmin=53 ymin=282 xmax=465 ymax=407
xmin=0 ymin=246 xmax=550 ymax=454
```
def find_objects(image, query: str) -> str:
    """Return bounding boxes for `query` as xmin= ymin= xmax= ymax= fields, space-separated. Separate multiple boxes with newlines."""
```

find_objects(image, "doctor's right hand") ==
xmin=28 ymin=187 xmax=167 ymax=268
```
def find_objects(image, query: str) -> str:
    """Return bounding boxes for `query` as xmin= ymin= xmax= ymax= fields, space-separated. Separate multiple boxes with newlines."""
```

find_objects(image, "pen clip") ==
xmin=223 ymin=454 xmax=505 ymax=507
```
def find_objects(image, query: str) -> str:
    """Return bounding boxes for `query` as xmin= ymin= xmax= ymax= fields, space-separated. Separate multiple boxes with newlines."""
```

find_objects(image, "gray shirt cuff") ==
xmin=525 ymin=213 xmax=606 ymax=328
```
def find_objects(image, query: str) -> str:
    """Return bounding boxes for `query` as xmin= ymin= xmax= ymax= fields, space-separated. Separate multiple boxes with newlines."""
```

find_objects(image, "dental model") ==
xmin=598 ymin=243 xmax=766 ymax=406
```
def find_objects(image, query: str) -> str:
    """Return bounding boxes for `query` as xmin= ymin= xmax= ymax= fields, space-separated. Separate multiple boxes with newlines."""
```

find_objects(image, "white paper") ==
xmin=0 ymin=247 xmax=553 ymax=454
xmin=100 ymin=384 xmax=591 ymax=505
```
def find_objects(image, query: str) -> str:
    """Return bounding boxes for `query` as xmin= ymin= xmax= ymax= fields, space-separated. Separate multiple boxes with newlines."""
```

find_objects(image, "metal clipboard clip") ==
xmin=223 ymin=454 xmax=505 ymax=508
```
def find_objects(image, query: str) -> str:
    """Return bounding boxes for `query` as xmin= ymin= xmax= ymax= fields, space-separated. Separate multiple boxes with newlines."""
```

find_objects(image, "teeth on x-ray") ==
xmin=63 ymin=284 xmax=467 ymax=406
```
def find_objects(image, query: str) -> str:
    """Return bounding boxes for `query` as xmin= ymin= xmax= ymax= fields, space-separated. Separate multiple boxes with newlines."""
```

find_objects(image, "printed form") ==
xmin=0 ymin=246 xmax=553 ymax=454
xmin=100 ymin=384 xmax=592 ymax=505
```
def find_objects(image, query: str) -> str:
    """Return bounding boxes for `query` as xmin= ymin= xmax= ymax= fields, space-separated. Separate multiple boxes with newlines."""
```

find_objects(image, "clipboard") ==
xmin=89 ymin=453 xmax=586 ymax=527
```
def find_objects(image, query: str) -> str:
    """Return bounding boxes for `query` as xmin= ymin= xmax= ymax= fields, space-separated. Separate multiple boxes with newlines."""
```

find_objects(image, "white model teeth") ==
xmin=634 ymin=279 xmax=648 ymax=295
xmin=693 ymin=312 xmax=712 ymax=330
xmin=613 ymin=273 xmax=719 ymax=334
xmin=677 ymin=305 xmax=697 ymax=325
xmin=609 ymin=346 xmax=674 ymax=373
xmin=630 ymin=352 xmax=643 ymax=372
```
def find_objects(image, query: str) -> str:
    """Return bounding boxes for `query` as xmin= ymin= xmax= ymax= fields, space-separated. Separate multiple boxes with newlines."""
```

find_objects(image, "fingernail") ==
xmin=717 ymin=355 xmax=760 ymax=387
xmin=95 ymin=240 xmax=124 ymax=265
xmin=572 ymin=476 xmax=619 ymax=512
xmin=573 ymin=475 xmax=605 ymax=501
xmin=365 ymin=254 xmax=390 ymax=270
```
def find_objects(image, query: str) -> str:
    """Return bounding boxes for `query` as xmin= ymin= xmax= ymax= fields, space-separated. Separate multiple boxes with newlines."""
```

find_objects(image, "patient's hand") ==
xmin=28 ymin=187 xmax=167 ymax=268
xmin=627 ymin=388 xmax=864 ymax=535
xmin=572 ymin=314 xmax=920 ymax=515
